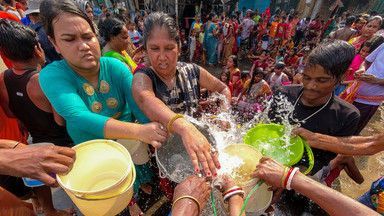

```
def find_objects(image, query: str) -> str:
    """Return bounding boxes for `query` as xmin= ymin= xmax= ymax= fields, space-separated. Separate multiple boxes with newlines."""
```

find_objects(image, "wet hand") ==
xmin=214 ymin=174 xmax=235 ymax=193
xmin=180 ymin=122 xmax=220 ymax=177
xmin=292 ymin=127 xmax=316 ymax=147
xmin=140 ymin=122 xmax=168 ymax=148
xmin=250 ymin=157 xmax=286 ymax=188
xmin=174 ymin=175 xmax=212 ymax=210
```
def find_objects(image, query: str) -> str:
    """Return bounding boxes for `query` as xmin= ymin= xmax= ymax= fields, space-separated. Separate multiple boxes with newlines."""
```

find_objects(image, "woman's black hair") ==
xmin=142 ymin=12 xmax=179 ymax=50
xmin=307 ymin=39 xmax=355 ymax=83
xmin=99 ymin=18 xmax=125 ymax=42
xmin=40 ymin=0 xmax=95 ymax=39
xmin=208 ymin=12 xmax=217 ymax=21
xmin=220 ymin=70 xmax=230 ymax=85
xmin=241 ymin=70 xmax=250 ymax=79
xmin=359 ymin=35 xmax=384 ymax=54
xmin=229 ymin=55 xmax=238 ymax=67
xmin=247 ymin=67 xmax=264 ymax=95
xmin=0 ymin=19 xmax=39 ymax=61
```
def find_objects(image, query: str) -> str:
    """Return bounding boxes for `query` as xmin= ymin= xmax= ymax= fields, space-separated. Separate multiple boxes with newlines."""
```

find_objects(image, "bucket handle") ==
xmin=73 ymin=182 xmax=132 ymax=201
xmin=154 ymin=149 xmax=167 ymax=179
xmin=73 ymin=179 xmax=133 ymax=201
xmin=301 ymin=140 xmax=314 ymax=175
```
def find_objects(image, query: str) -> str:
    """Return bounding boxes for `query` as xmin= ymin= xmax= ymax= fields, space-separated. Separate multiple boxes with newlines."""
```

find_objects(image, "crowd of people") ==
xmin=1 ymin=0 xmax=384 ymax=215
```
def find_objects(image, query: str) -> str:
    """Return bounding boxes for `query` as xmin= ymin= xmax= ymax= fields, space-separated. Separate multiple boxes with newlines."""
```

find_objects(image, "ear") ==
xmin=48 ymin=36 xmax=61 ymax=54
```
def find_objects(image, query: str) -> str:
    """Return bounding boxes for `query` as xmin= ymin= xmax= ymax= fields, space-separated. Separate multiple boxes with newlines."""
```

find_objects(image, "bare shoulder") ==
xmin=26 ymin=73 xmax=46 ymax=99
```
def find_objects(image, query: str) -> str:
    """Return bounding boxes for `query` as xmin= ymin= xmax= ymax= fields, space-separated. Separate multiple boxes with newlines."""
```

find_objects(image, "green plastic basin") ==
xmin=244 ymin=123 xmax=305 ymax=166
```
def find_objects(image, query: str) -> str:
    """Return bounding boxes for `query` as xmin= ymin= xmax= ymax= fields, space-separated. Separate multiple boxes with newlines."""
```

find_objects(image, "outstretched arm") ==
xmin=294 ymin=127 xmax=384 ymax=155
xmin=252 ymin=157 xmax=379 ymax=216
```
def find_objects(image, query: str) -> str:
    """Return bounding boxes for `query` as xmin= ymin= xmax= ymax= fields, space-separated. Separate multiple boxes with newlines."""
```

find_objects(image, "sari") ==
xmin=203 ymin=22 xmax=217 ymax=64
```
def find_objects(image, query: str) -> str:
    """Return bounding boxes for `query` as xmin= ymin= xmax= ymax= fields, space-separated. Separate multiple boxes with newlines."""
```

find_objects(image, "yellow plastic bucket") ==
xmin=57 ymin=140 xmax=136 ymax=216
xmin=222 ymin=144 xmax=272 ymax=214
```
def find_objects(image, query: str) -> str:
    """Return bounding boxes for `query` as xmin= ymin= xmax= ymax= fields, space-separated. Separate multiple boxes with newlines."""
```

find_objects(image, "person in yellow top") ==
xmin=190 ymin=14 xmax=203 ymax=34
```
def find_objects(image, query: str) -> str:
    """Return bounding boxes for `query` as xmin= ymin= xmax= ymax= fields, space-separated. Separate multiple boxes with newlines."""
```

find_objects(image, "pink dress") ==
xmin=346 ymin=54 xmax=364 ymax=81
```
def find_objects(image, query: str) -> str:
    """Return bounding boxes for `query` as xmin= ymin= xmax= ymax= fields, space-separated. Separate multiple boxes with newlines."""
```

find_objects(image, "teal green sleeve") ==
xmin=39 ymin=61 xmax=109 ymax=141
xmin=110 ymin=59 xmax=151 ymax=124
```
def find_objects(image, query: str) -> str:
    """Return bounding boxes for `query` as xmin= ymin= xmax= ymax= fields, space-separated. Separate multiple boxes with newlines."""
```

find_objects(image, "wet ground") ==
xmin=2 ymin=57 xmax=384 ymax=215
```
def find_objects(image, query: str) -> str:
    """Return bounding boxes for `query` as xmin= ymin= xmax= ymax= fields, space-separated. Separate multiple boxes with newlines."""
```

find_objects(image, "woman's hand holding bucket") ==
xmin=137 ymin=122 xmax=168 ymax=148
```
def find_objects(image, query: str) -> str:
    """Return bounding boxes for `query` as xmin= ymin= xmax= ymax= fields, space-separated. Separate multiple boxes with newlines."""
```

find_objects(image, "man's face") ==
xmin=302 ymin=64 xmax=337 ymax=102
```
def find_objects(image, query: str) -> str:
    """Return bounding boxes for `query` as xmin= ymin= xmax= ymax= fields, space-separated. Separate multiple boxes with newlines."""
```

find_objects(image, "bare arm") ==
xmin=199 ymin=67 xmax=231 ymax=111
xmin=132 ymin=73 xmax=221 ymax=176
xmin=252 ymin=157 xmax=379 ymax=216
xmin=294 ymin=127 xmax=384 ymax=155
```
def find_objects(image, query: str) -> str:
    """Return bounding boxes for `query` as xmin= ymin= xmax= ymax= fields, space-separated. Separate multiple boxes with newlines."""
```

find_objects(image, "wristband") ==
xmin=223 ymin=190 xmax=245 ymax=204
xmin=167 ymin=114 xmax=184 ymax=132
xmin=281 ymin=167 xmax=289 ymax=188
xmin=11 ymin=141 xmax=21 ymax=149
xmin=284 ymin=168 xmax=294 ymax=189
xmin=223 ymin=187 xmax=243 ymax=197
xmin=286 ymin=167 xmax=299 ymax=190
xmin=223 ymin=186 xmax=241 ymax=195
xmin=172 ymin=195 xmax=201 ymax=213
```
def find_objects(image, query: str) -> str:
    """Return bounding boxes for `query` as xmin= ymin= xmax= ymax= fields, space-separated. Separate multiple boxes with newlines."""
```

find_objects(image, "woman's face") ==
xmin=227 ymin=57 xmax=234 ymax=68
xmin=51 ymin=13 xmax=100 ymax=72
xmin=254 ymin=74 xmax=264 ymax=83
xmin=145 ymin=27 xmax=179 ymax=78
xmin=289 ymin=50 xmax=295 ymax=56
xmin=360 ymin=45 xmax=370 ymax=59
xmin=111 ymin=26 xmax=130 ymax=52
xmin=221 ymin=73 xmax=228 ymax=82
xmin=213 ymin=15 xmax=218 ymax=22
xmin=362 ymin=19 xmax=380 ymax=37
xmin=85 ymin=6 xmax=94 ymax=21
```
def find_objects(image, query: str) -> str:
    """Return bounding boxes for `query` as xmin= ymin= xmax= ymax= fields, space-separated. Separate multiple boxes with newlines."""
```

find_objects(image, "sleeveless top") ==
xmin=3 ymin=69 xmax=73 ymax=146
xmin=269 ymin=72 xmax=283 ymax=89
xmin=135 ymin=62 xmax=200 ymax=114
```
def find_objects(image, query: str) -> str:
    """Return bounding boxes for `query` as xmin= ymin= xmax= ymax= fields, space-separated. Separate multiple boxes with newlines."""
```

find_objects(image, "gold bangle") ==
xmin=167 ymin=114 xmax=184 ymax=132
xmin=172 ymin=195 xmax=201 ymax=213
xmin=281 ymin=167 xmax=289 ymax=188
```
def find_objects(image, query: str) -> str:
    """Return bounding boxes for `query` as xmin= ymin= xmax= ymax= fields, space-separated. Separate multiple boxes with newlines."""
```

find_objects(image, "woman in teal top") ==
xmin=39 ymin=0 xmax=167 ymax=215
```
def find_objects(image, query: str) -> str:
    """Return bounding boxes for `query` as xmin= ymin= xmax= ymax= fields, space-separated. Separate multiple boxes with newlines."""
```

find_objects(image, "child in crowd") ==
xmin=234 ymin=68 xmax=272 ymax=119
xmin=276 ymin=16 xmax=286 ymax=41
xmin=246 ymin=40 xmax=264 ymax=62
xmin=250 ymin=50 xmax=269 ymax=76
xmin=226 ymin=55 xmax=241 ymax=84
xmin=128 ymin=20 xmax=142 ymax=47
xmin=189 ymin=29 xmax=197 ymax=63
xmin=269 ymin=15 xmax=279 ymax=45
xmin=233 ymin=71 xmax=250 ymax=97
xmin=284 ymin=47 xmax=299 ymax=78
xmin=275 ymin=49 xmax=285 ymax=63
xmin=199 ymin=25 xmax=206 ymax=64
xmin=220 ymin=70 xmax=233 ymax=95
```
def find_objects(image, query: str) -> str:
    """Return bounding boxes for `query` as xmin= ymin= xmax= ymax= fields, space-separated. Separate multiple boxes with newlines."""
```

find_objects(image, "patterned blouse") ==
xmin=135 ymin=62 xmax=201 ymax=114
